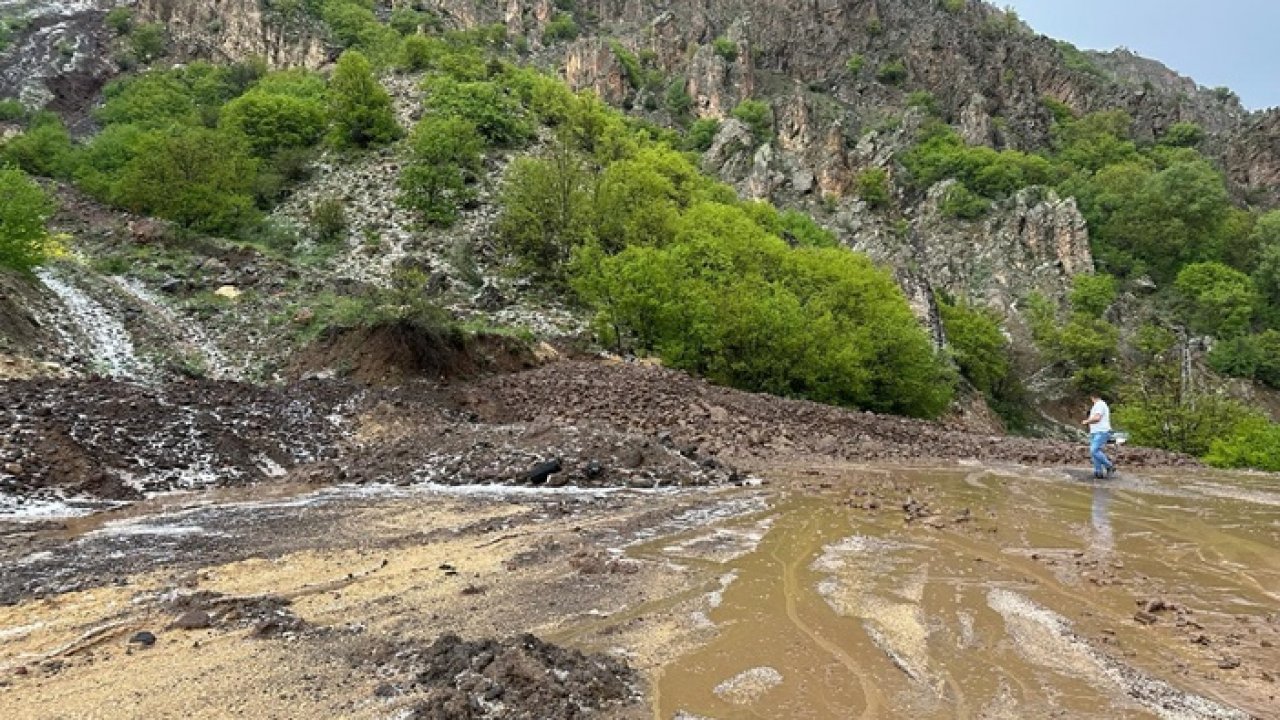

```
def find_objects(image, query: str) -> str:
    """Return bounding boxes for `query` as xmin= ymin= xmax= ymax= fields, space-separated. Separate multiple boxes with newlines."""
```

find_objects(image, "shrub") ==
xmin=105 ymin=7 xmax=133 ymax=34
xmin=424 ymin=76 xmax=531 ymax=146
xmin=0 ymin=165 xmax=58 ymax=273
xmin=906 ymin=90 xmax=938 ymax=115
xmin=389 ymin=8 xmax=426 ymax=35
xmin=2 ymin=115 xmax=75 ymax=178
xmin=712 ymin=37 xmax=738 ymax=62
xmin=1068 ymin=273 xmax=1117 ymax=319
xmin=1206 ymin=416 xmax=1280 ymax=471
xmin=572 ymin=202 xmax=953 ymax=417
xmin=495 ymin=140 xmax=595 ymax=281
xmin=855 ymin=167 xmax=891 ymax=209
xmin=401 ymin=33 xmax=432 ymax=72
xmin=876 ymin=59 xmax=908 ymax=85
xmin=731 ymin=99 xmax=772 ymax=144
xmin=939 ymin=297 xmax=1008 ymax=394
xmin=940 ymin=0 xmax=965 ymax=11
xmin=685 ymin=118 xmax=720 ymax=151
xmin=1117 ymin=393 xmax=1261 ymax=457
xmin=542 ymin=13 xmax=579 ymax=43
xmin=1174 ymin=261 xmax=1258 ymax=338
xmin=1160 ymin=121 xmax=1205 ymax=148
xmin=129 ymin=22 xmax=167 ymax=63
xmin=114 ymin=126 xmax=260 ymax=234
xmin=398 ymin=115 xmax=484 ymax=227
xmin=310 ymin=198 xmax=348 ymax=244
xmin=220 ymin=90 xmax=328 ymax=157
xmin=665 ymin=78 xmax=692 ymax=117
xmin=329 ymin=50 xmax=402 ymax=148
xmin=845 ymin=54 xmax=865 ymax=75
xmin=0 ymin=99 xmax=24 ymax=122
xmin=940 ymin=183 xmax=988 ymax=219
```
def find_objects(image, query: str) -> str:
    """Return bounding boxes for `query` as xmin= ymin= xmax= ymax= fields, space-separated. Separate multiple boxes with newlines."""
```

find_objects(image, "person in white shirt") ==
xmin=1081 ymin=394 xmax=1116 ymax=479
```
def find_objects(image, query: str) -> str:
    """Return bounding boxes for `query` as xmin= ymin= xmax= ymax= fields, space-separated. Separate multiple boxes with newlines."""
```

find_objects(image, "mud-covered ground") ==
xmin=2 ymin=360 xmax=1271 ymax=719
xmin=1 ymin=358 xmax=1192 ymax=513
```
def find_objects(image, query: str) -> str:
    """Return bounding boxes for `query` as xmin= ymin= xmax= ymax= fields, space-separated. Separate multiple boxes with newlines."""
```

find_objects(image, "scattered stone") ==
xmin=213 ymin=285 xmax=241 ymax=300
xmin=129 ymin=631 xmax=157 ymax=647
xmin=1217 ymin=657 xmax=1241 ymax=670
xmin=524 ymin=458 xmax=563 ymax=485
xmin=713 ymin=666 xmax=784 ymax=705
xmin=292 ymin=307 xmax=315 ymax=325
xmin=170 ymin=610 xmax=213 ymax=630
xmin=1134 ymin=611 xmax=1159 ymax=626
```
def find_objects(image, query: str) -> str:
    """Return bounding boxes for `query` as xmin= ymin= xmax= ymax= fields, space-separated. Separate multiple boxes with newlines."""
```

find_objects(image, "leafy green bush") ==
xmin=906 ymin=90 xmax=938 ymax=115
xmin=105 ymin=7 xmax=133 ymax=34
xmin=665 ymin=78 xmax=692 ymax=117
xmin=129 ymin=22 xmax=167 ymax=63
xmin=573 ymin=202 xmax=953 ymax=417
xmin=1068 ymin=273 xmax=1117 ymax=319
xmin=939 ymin=297 xmax=1008 ymax=394
xmin=1174 ymin=262 xmax=1257 ymax=338
xmin=855 ymin=167 xmax=891 ymax=209
xmin=424 ymin=76 xmax=531 ymax=146
xmin=712 ymin=37 xmax=738 ymax=62
xmin=876 ymin=59 xmax=908 ymax=85
xmin=731 ymin=99 xmax=772 ymax=144
xmin=309 ymin=198 xmax=348 ymax=244
xmin=398 ymin=115 xmax=484 ymax=227
xmin=685 ymin=118 xmax=720 ymax=151
xmin=496 ymin=140 xmax=596 ymax=281
xmin=114 ymin=126 xmax=260 ymax=234
xmin=1160 ymin=121 xmax=1205 ymax=148
xmin=389 ymin=7 xmax=426 ymax=35
xmin=542 ymin=13 xmax=579 ymax=43
xmin=329 ymin=50 xmax=401 ymax=148
xmin=0 ymin=99 xmax=24 ymax=122
xmin=903 ymin=123 xmax=1052 ymax=199
xmin=940 ymin=183 xmax=988 ymax=219
xmin=401 ymin=33 xmax=432 ymax=72
xmin=1117 ymin=393 xmax=1261 ymax=457
xmin=845 ymin=54 xmax=865 ymax=75
xmin=0 ymin=165 xmax=58 ymax=273
xmin=221 ymin=89 xmax=328 ymax=157
xmin=1206 ymin=416 xmax=1280 ymax=471
xmin=940 ymin=0 xmax=965 ymax=11
xmin=2 ymin=114 xmax=75 ymax=178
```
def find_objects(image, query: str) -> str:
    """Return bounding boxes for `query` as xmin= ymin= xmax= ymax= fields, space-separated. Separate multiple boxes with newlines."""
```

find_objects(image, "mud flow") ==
xmin=643 ymin=466 xmax=1279 ymax=719
xmin=0 ymin=466 xmax=1276 ymax=719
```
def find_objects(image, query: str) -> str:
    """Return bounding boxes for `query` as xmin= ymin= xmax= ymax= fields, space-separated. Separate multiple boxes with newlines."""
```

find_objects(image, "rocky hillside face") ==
xmin=3 ymin=0 xmax=1277 ymax=358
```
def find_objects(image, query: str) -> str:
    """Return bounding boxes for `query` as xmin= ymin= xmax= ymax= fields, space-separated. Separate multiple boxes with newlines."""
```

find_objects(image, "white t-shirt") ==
xmin=1089 ymin=400 xmax=1112 ymax=434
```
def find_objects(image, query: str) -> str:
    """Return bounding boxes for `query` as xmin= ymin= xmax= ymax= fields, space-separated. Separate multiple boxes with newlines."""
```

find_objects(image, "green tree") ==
xmin=2 ymin=114 xmax=75 ymax=178
xmin=397 ymin=115 xmax=484 ymax=227
xmin=939 ymin=297 xmax=1008 ymax=394
xmin=0 ymin=165 xmax=58 ymax=273
xmin=328 ymin=50 xmax=402 ymax=148
xmin=731 ymin=99 xmax=772 ymax=144
xmin=855 ymin=168 xmax=891 ymax=209
xmin=114 ymin=127 xmax=260 ymax=234
xmin=1173 ymin=261 xmax=1258 ymax=338
xmin=423 ymin=76 xmax=531 ymax=146
xmin=129 ymin=22 xmax=167 ymax=63
xmin=1068 ymin=273 xmax=1117 ymax=318
xmin=221 ymin=90 xmax=328 ymax=157
xmin=495 ymin=138 xmax=596 ymax=281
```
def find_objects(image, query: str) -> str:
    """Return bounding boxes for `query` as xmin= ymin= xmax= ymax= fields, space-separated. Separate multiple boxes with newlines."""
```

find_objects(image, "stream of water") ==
xmin=35 ymin=267 xmax=149 ymax=380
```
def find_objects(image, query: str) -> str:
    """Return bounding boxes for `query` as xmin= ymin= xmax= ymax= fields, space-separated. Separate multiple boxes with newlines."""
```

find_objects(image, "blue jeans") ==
xmin=1090 ymin=432 xmax=1114 ymax=477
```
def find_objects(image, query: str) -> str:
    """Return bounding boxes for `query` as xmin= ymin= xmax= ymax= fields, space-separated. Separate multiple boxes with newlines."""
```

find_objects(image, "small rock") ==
xmin=2 ymin=463 xmax=21 ymax=476
xmin=214 ymin=285 xmax=241 ymax=300
xmin=524 ymin=458 xmax=562 ymax=485
xmin=1217 ymin=657 xmax=1241 ymax=670
xmin=1134 ymin=611 xmax=1159 ymax=626
xmin=292 ymin=307 xmax=315 ymax=325
xmin=129 ymin=631 xmax=157 ymax=647
xmin=170 ymin=610 xmax=213 ymax=630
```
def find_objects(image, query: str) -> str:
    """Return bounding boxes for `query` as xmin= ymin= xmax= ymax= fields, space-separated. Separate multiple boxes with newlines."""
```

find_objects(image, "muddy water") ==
xmin=647 ymin=467 xmax=1279 ymax=719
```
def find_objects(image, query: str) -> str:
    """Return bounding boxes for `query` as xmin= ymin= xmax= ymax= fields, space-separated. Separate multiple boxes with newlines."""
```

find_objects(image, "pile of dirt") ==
xmin=465 ymin=360 xmax=1196 ymax=469
xmin=292 ymin=323 xmax=538 ymax=386
xmin=0 ymin=377 xmax=354 ymax=501
xmin=404 ymin=633 xmax=637 ymax=720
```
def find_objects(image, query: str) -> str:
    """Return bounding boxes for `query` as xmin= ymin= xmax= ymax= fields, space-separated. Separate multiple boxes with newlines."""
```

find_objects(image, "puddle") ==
xmin=649 ymin=468 xmax=1279 ymax=719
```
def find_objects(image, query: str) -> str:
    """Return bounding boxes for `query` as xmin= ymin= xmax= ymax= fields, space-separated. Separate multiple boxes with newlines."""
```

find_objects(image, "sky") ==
xmin=996 ymin=0 xmax=1280 ymax=110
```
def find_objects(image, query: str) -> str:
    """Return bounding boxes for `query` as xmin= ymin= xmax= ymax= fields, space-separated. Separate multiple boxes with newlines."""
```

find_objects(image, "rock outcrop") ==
xmin=136 ymin=0 xmax=329 ymax=68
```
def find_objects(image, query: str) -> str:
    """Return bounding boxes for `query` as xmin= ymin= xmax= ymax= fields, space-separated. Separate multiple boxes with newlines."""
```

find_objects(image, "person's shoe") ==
xmin=1106 ymin=464 xmax=1117 ymax=478
xmin=1093 ymin=471 xmax=1104 ymax=480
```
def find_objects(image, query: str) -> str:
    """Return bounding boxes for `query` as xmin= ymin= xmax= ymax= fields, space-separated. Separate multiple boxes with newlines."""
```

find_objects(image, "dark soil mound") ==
xmin=408 ymin=633 xmax=637 ymax=720
xmin=293 ymin=322 xmax=537 ymax=385
xmin=467 ymin=361 xmax=1196 ymax=469
xmin=0 ymin=377 xmax=352 ymax=501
